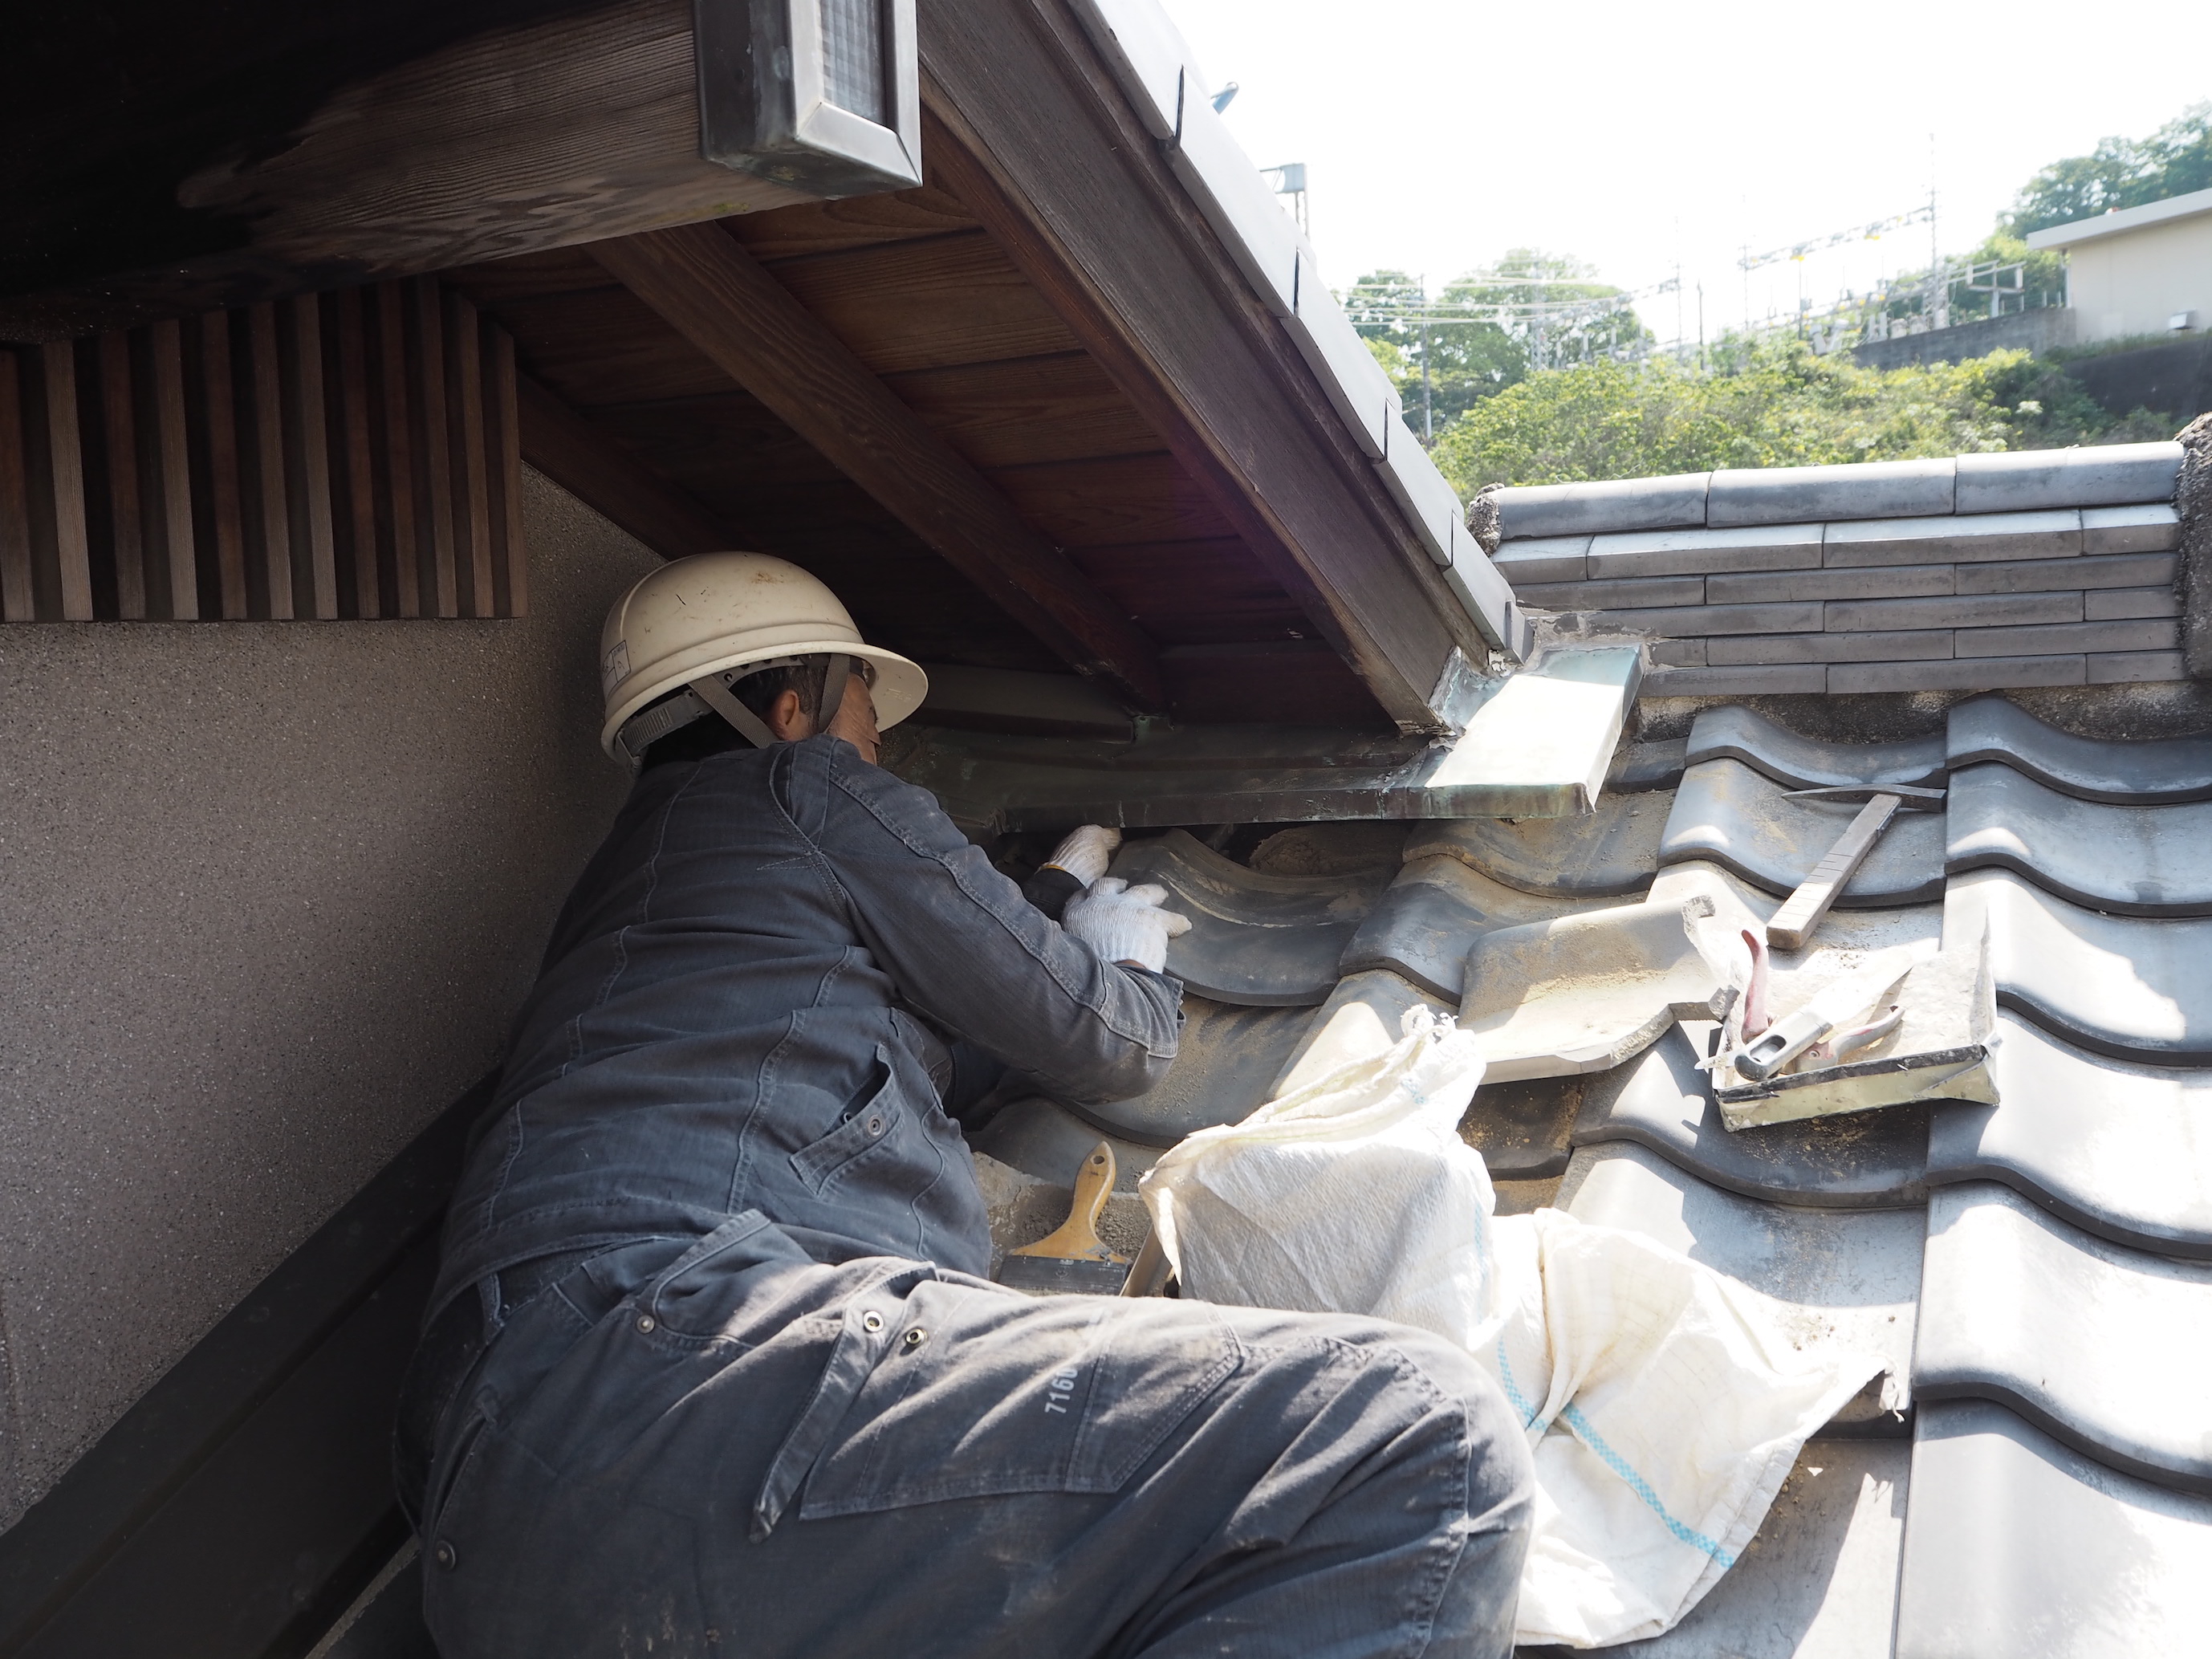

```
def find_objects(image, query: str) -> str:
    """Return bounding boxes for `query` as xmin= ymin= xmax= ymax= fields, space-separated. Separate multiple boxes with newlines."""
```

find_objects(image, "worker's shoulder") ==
xmin=815 ymin=738 xmax=966 ymax=852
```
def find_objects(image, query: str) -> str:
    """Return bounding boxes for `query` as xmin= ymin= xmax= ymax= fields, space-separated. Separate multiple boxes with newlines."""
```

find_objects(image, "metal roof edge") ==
xmin=2025 ymin=185 xmax=2212 ymax=250
xmin=1063 ymin=0 xmax=1520 ymax=657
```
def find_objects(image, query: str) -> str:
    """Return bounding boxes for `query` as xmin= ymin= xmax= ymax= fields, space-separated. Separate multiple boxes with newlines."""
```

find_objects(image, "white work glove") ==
xmin=1062 ymin=876 xmax=1192 ymax=974
xmin=1043 ymin=824 xmax=1120 ymax=886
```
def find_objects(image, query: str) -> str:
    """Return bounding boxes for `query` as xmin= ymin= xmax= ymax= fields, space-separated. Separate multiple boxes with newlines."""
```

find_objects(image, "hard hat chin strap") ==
xmin=692 ymin=652 xmax=852 ymax=750
xmin=616 ymin=653 xmax=858 ymax=762
xmin=688 ymin=673 xmax=779 ymax=748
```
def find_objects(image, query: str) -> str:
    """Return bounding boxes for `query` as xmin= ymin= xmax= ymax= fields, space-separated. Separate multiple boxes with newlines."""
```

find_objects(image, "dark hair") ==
xmin=638 ymin=654 xmax=860 ymax=769
xmin=731 ymin=656 xmax=832 ymax=726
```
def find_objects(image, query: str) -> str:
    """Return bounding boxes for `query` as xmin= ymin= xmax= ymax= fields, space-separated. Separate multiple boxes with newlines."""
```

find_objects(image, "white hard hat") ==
xmin=598 ymin=552 xmax=928 ymax=758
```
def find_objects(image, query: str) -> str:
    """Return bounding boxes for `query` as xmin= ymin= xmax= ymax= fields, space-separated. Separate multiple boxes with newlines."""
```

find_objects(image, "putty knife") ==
xmin=995 ymin=1141 xmax=1132 ymax=1296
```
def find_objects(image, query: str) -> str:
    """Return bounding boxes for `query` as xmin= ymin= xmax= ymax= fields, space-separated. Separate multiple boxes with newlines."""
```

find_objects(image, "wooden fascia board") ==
xmin=586 ymin=223 xmax=1169 ymax=712
xmin=515 ymin=372 xmax=734 ymax=561
xmin=0 ymin=0 xmax=810 ymax=343
xmin=916 ymin=0 xmax=1482 ymax=732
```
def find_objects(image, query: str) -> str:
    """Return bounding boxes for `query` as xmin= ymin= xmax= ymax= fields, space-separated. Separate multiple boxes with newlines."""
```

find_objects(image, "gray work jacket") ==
xmin=429 ymin=734 xmax=1181 ymax=1323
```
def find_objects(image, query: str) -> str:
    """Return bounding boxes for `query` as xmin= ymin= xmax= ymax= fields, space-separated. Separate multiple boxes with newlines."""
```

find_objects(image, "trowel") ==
xmin=1730 ymin=947 xmax=1919 ymax=1081
xmin=995 ymin=1142 xmax=1133 ymax=1296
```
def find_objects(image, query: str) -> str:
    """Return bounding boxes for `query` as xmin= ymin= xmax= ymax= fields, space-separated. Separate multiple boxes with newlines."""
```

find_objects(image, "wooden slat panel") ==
xmin=284 ymin=298 xmax=338 ymax=620
xmin=985 ymin=452 xmax=1236 ymax=548
xmin=99 ymin=332 xmax=146 ymax=619
xmin=880 ymin=352 xmax=1159 ymax=470
xmin=41 ymin=342 xmax=94 ymax=620
xmin=145 ymin=320 xmax=197 ymax=620
xmin=766 ymin=230 xmax=1083 ymax=376
xmin=194 ymin=310 xmax=249 ymax=618
xmin=486 ymin=327 xmax=527 ymax=618
xmin=375 ymin=283 xmax=421 ymax=618
xmin=245 ymin=303 xmax=295 ymax=619
xmin=1071 ymin=538 xmax=1311 ymax=645
xmin=328 ymin=290 xmax=381 ymax=620
xmin=0 ymin=354 xmax=32 ymax=621
xmin=409 ymin=278 xmax=459 ymax=617
xmin=468 ymin=287 xmax=737 ymax=408
xmin=444 ymin=291 xmax=495 ymax=617
xmin=726 ymin=185 xmax=980 ymax=261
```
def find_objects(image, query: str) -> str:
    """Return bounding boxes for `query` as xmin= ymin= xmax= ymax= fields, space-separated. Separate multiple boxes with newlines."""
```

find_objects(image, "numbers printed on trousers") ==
xmin=1043 ymin=1363 xmax=1080 ymax=1416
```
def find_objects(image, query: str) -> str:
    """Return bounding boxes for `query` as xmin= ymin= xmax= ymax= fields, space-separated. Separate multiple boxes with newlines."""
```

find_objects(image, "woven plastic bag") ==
xmin=1141 ymin=1006 xmax=1499 ymax=1348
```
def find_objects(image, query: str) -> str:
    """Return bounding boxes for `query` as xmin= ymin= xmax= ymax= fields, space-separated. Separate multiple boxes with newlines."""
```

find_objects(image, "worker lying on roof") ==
xmin=395 ymin=553 xmax=1532 ymax=1657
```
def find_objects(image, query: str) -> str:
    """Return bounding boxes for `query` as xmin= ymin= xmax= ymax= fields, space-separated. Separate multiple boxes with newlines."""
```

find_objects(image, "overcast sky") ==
xmin=1157 ymin=0 xmax=2206 ymax=344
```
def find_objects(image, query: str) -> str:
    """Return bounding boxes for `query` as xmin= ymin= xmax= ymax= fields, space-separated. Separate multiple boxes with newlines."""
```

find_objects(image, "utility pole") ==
xmin=1419 ymin=274 xmax=1433 ymax=441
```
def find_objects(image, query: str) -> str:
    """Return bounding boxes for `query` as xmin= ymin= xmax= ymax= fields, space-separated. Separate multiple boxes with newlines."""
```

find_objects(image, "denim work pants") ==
xmin=421 ymin=1215 xmax=1535 ymax=1659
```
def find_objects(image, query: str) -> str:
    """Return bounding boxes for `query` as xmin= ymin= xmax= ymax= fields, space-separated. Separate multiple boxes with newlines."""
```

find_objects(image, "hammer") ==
xmin=1766 ymin=783 xmax=1946 ymax=951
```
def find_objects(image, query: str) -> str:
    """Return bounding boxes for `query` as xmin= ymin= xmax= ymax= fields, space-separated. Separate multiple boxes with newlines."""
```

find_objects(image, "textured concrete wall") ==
xmin=0 ymin=470 xmax=656 ymax=1530
xmin=1848 ymin=307 xmax=2076 ymax=372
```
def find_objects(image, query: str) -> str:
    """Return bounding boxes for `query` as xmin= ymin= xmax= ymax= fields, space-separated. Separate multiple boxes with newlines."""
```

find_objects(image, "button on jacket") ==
xmin=429 ymin=734 xmax=1183 ymax=1323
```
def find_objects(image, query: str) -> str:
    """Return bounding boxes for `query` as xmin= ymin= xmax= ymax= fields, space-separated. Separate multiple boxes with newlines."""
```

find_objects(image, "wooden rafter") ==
xmin=917 ymin=0 xmax=1486 ymax=730
xmin=514 ymin=372 xmax=733 ymax=561
xmin=587 ymin=222 xmax=1169 ymax=711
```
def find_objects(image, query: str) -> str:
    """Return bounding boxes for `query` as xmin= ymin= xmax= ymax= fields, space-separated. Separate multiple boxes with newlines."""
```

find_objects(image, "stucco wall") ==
xmin=2066 ymin=212 xmax=2212 ymax=342
xmin=0 ymin=470 xmax=657 ymax=1530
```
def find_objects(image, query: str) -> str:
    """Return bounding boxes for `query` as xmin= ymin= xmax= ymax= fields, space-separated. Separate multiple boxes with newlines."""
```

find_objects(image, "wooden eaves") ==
xmin=0 ymin=0 xmax=1529 ymax=734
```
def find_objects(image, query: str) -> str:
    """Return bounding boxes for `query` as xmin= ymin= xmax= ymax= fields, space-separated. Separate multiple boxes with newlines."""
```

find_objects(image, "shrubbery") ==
xmin=1428 ymin=340 xmax=2171 ymax=493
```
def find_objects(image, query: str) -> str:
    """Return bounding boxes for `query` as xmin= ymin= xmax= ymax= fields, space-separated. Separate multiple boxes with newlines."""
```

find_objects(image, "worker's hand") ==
xmin=1043 ymin=824 xmax=1121 ymax=886
xmin=1062 ymin=876 xmax=1192 ymax=974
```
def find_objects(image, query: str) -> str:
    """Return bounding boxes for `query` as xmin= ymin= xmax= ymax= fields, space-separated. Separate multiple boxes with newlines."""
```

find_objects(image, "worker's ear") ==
xmin=766 ymin=687 xmax=811 ymax=742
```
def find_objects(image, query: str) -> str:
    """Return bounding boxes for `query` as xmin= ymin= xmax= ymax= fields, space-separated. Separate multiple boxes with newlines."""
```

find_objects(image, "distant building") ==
xmin=2028 ymin=185 xmax=2212 ymax=343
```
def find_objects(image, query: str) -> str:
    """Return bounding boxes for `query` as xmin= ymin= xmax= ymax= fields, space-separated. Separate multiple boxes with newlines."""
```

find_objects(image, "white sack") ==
xmin=1141 ymin=1011 xmax=1882 ymax=1649
xmin=1143 ymin=1006 xmax=1499 ymax=1349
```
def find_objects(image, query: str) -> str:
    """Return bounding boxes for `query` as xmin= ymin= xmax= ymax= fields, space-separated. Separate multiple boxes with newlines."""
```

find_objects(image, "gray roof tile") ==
xmin=1587 ymin=523 xmax=1821 ymax=579
xmin=1946 ymin=763 xmax=2212 ymax=916
xmin=1661 ymin=758 xmax=1946 ymax=905
xmin=1112 ymin=829 xmax=1388 ymax=1007
xmin=1929 ymin=1011 xmax=2212 ymax=1258
xmin=1894 ymin=1401 xmax=2212 ymax=1659
xmin=1821 ymin=509 xmax=2080 ymax=567
xmin=1335 ymin=854 xmax=1605 ymax=1002
xmin=1403 ymin=791 xmax=1669 ymax=899
xmin=1954 ymin=442 xmax=2182 ymax=513
xmin=1915 ymin=1182 xmax=2212 ymax=1492
xmin=1710 ymin=457 xmax=1956 ymax=527
xmin=1948 ymin=868 xmax=2212 ymax=1063
xmin=2080 ymin=501 xmax=2182 ymax=554
xmin=1685 ymin=704 xmax=1946 ymax=790
xmin=1947 ymin=696 xmax=2212 ymax=802
xmin=1494 ymin=473 xmax=1710 ymax=540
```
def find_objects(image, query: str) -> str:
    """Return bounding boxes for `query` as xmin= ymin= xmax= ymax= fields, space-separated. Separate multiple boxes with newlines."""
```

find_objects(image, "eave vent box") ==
xmin=2170 ymin=310 xmax=2199 ymax=333
xmin=696 ymin=0 xmax=921 ymax=197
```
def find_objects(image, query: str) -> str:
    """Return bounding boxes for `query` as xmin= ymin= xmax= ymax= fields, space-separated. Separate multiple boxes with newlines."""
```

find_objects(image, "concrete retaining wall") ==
xmin=0 ymin=470 xmax=655 ymax=1531
xmin=1849 ymin=307 xmax=2076 ymax=371
xmin=2064 ymin=336 xmax=2212 ymax=425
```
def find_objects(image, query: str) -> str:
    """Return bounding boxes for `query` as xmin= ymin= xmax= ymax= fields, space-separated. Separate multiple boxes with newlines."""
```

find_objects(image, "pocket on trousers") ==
xmin=796 ymin=1281 xmax=1241 ymax=1520
xmin=789 ymin=1045 xmax=909 ymax=1197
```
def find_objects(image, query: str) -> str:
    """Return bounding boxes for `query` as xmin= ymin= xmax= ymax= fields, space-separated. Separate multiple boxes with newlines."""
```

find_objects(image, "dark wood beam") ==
xmin=1 ymin=0 xmax=809 ymax=342
xmin=515 ymin=372 xmax=734 ymax=560
xmin=916 ymin=0 xmax=1486 ymax=732
xmin=587 ymin=222 xmax=1169 ymax=712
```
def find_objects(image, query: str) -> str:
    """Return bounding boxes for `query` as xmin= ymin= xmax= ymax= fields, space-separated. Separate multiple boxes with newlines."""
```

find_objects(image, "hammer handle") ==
xmin=1766 ymin=793 xmax=1901 ymax=951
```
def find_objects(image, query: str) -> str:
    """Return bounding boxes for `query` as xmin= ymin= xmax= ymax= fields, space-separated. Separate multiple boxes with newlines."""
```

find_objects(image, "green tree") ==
xmin=2003 ymin=102 xmax=2212 ymax=236
xmin=1429 ymin=340 xmax=2153 ymax=494
xmin=1344 ymin=252 xmax=1651 ymax=440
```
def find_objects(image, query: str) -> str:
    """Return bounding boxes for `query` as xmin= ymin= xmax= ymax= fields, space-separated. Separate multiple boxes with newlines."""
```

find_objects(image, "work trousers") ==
xmin=419 ymin=1214 xmax=1534 ymax=1658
